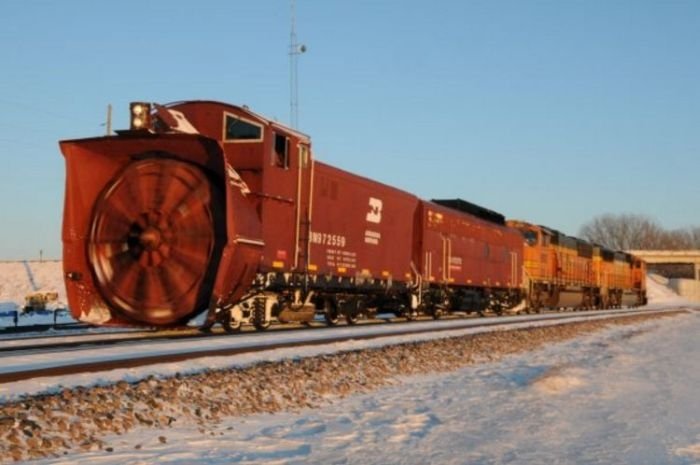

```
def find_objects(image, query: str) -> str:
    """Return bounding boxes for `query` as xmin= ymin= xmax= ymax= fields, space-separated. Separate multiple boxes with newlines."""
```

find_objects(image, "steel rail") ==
xmin=0 ymin=308 xmax=684 ymax=384
xmin=0 ymin=317 xmax=421 ymax=354
xmin=0 ymin=327 xmax=200 ymax=354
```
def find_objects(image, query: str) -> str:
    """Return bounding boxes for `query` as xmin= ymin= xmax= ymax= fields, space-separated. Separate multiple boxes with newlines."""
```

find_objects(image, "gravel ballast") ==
xmin=0 ymin=310 xmax=687 ymax=462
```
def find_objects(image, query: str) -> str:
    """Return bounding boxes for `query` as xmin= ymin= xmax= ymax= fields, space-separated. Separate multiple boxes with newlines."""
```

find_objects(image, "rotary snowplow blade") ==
xmin=60 ymin=134 xmax=262 ymax=327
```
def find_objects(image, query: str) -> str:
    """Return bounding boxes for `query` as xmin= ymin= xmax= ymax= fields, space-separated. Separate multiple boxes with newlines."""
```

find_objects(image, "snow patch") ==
xmin=645 ymin=273 xmax=694 ymax=308
xmin=532 ymin=367 xmax=586 ymax=394
xmin=675 ymin=442 xmax=700 ymax=458
xmin=79 ymin=304 xmax=112 ymax=325
xmin=386 ymin=411 xmax=439 ymax=443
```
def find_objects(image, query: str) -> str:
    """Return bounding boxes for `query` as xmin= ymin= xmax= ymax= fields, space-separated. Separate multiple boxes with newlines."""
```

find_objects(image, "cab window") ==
xmin=523 ymin=230 xmax=537 ymax=246
xmin=274 ymin=133 xmax=289 ymax=169
xmin=224 ymin=114 xmax=263 ymax=141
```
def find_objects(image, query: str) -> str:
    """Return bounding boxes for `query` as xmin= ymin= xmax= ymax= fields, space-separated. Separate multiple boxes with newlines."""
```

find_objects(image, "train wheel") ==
xmin=530 ymin=289 xmax=544 ymax=313
xmin=88 ymin=158 xmax=222 ymax=326
xmin=344 ymin=298 xmax=365 ymax=325
xmin=324 ymin=299 xmax=340 ymax=326
xmin=253 ymin=298 xmax=271 ymax=331
xmin=491 ymin=301 xmax=504 ymax=316
xmin=222 ymin=317 xmax=242 ymax=333
xmin=345 ymin=312 xmax=358 ymax=325
xmin=432 ymin=294 xmax=449 ymax=320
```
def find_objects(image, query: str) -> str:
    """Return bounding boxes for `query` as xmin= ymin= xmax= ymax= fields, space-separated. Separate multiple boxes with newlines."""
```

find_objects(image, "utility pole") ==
xmin=289 ymin=0 xmax=306 ymax=129
xmin=106 ymin=104 xmax=113 ymax=135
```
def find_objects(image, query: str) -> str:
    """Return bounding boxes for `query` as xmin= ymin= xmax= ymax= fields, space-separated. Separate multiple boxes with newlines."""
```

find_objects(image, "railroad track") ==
xmin=0 ymin=305 xmax=650 ymax=354
xmin=0 ymin=307 xmax=684 ymax=385
xmin=0 ymin=309 xmax=541 ymax=352
xmin=0 ymin=326 xmax=193 ymax=353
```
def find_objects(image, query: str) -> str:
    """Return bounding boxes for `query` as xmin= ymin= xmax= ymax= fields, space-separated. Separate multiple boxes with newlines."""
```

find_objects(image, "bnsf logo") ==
xmin=366 ymin=197 xmax=383 ymax=224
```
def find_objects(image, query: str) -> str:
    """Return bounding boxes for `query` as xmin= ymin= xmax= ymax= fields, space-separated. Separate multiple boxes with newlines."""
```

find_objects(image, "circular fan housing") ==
xmin=88 ymin=158 xmax=220 ymax=325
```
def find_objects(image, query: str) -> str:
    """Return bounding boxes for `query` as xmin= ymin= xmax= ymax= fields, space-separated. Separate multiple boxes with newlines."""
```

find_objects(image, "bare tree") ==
xmin=578 ymin=214 xmax=667 ymax=250
xmin=670 ymin=226 xmax=700 ymax=249
xmin=579 ymin=214 xmax=700 ymax=250
xmin=690 ymin=227 xmax=700 ymax=248
xmin=663 ymin=229 xmax=692 ymax=250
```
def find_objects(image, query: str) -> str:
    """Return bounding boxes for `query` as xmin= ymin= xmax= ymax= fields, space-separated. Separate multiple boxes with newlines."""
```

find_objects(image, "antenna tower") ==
xmin=289 ymin=0 xmax=306 ymax=129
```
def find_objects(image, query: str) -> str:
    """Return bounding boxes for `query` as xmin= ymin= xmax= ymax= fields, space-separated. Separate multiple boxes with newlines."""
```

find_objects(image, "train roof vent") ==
xmin=431 ymin=198 xmax=506 ymax=225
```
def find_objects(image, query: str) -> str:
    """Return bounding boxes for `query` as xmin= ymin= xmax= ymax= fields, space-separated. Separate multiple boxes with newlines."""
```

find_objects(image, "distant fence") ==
xmin=23 ymin=260 xmax=39 ymax=292
xmin=0 ymin=308 xmax=70 ymax=327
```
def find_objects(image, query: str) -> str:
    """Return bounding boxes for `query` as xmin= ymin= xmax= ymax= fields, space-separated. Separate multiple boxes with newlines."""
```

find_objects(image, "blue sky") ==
xmin=0 ymin=0 xmax=698 ymax=260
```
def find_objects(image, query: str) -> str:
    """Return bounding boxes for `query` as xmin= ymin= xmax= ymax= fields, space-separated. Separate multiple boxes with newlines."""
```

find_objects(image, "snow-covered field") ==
xmin=15 ymin=308 xmax=699 ymax=465
xmin=0 ymin=261 xmax=67 ymax=326
xmin=0 ymin=261 xmax=66 ymax=309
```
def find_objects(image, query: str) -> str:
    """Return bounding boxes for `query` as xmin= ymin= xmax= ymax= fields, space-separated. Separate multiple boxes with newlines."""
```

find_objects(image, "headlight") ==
xmin=130 ymin=102 xmax=151 ymax=130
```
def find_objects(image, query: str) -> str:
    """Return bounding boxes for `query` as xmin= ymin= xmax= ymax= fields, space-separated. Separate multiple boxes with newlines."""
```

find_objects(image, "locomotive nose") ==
xmin=88 ymin=158 xmax=223 ymax=325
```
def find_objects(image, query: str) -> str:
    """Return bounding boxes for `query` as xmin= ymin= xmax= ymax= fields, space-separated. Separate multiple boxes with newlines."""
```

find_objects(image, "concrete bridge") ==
xmin=628 ymin=250 xmax=700 ymax=280
xmin=628 ymin=250 xmax=700 ymax=302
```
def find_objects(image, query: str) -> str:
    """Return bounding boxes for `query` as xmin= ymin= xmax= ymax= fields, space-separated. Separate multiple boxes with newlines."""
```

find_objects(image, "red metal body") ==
xmin=164 ymin=101 xmax=313 ymax=275
xmin=308 ymin=162 xmax=418 ymax=281
xmin=418 ymin=201 xmax=522 ymax=289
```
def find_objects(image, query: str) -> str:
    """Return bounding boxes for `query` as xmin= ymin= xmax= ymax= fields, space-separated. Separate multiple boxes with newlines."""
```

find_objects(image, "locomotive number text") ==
xmin=310 ymin=231 xmax=347 ymax=248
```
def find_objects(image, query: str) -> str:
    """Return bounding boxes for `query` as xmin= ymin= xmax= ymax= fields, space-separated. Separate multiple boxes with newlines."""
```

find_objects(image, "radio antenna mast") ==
xmin=289 ymin=0 xmax=306 ymax=129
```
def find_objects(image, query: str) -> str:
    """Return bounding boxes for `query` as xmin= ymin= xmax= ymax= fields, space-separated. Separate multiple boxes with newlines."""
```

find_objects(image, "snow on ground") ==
xmin=0 ymin=261 xmax=67 ymax=322
xmin=0 ymin=261 xmax=66 ymax=307
xmin=646 ymin=273 xmax=692 ymax=306
xmin=2 ymin=264 xmax=699 ymax=463
xmin=20 ymin=307 xmax=700 ymax=464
